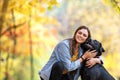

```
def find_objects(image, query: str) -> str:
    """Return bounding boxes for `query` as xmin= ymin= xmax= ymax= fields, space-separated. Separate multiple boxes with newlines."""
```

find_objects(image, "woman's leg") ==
xmin=60 ymin=74 xmax=71 ymax=80
xmin=49 ymin=61 xmax=65 ymax=80
xmin=40 ymin=76 xmax=44 ymax=80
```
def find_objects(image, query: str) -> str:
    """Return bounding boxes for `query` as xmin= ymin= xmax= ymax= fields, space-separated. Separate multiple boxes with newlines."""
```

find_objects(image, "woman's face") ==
xmin=75 ymin=29 xmax=88 ymax=44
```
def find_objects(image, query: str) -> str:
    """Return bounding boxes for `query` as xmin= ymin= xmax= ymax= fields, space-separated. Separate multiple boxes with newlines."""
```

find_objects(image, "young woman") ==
xmin=39 ymin=25 xmax=102 ymax=80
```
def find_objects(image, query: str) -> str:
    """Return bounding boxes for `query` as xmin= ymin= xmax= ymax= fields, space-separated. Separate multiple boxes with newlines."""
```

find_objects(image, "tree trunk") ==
xmin=0 ymin=0 xmax=9 ymax=34
xmin=5 ymin=47 xmax=10 ymax=80
xmin=0 ymin=0 xmax=9 ymax=77
xmin=28 ymin=14 xmax=34 ymax=80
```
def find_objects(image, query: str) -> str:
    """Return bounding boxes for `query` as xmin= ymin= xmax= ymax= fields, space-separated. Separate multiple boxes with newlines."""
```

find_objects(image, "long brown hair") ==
xmin=70 ymin=25 xmax=91 ymax=61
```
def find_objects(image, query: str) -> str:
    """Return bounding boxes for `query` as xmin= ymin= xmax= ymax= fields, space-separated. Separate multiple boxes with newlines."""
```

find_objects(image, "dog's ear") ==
xmin=100 ymin=47 xmax=105 ymax=52
xmin=100 ymin=43 xmax=105 ymax=53
xmin=86 ymin=38 xmax=92 ymax=43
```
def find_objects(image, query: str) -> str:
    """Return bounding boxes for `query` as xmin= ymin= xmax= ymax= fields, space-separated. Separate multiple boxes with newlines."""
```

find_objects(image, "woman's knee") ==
xmin=52 ymin=61 xmax=64 ymax=71
xmin=50 ymin=61 xmax=65 ymax=80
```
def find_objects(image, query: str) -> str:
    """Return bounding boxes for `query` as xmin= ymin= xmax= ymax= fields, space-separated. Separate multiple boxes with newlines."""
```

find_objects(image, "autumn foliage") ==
xmin=0 ymin=0 xmax=120 ymax=80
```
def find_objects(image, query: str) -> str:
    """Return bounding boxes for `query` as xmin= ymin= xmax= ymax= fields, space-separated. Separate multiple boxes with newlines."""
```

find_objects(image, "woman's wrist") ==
xmin=79 ymin=56 xmax=86 ymax=62
xmin=81 ymin=56 xmax=85 ymax=61
xmin=79 ymin=56 xmax=85 ymax=62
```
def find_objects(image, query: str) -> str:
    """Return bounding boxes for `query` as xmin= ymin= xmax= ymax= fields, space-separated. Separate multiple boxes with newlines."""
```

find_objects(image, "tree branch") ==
xmin=0 ymin=22 xmax=26 ymax=37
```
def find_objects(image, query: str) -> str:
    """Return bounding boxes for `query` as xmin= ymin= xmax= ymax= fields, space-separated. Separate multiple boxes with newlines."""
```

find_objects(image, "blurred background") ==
xmin=0 ymin=0 xmax=120 ymax=80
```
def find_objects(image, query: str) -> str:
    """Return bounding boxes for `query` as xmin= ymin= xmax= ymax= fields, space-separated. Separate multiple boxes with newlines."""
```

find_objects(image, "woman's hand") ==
xmin=82 ymin=50 xmax=97 ymax=59
xmin=85 ymin=58 xmax=101 ymax=68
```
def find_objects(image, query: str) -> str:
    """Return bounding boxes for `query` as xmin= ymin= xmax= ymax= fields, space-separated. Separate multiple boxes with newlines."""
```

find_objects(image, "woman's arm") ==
xmin=57 ymin=42 xmax=82 ymax=71
xmin=57 ymin=41 xmax=98 ymax=71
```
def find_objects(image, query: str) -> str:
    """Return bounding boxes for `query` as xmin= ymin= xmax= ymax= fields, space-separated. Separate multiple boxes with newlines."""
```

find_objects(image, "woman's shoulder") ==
xmin=56 ymin=38 xmax=71 ymax=48
xmin=60 ymin=38 xmax=71 ymax=45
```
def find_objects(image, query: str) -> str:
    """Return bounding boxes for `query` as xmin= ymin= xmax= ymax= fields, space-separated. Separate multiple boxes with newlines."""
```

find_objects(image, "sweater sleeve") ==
xmin=98 ymin=56 xmax=104 ymax=64
xmin=56 ymin=42 xmax=81 ymax=71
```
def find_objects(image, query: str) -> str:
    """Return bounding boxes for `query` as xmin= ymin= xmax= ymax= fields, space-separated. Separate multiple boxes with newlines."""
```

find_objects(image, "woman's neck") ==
xmin=76 ymin=43 xmax=80 ymax=48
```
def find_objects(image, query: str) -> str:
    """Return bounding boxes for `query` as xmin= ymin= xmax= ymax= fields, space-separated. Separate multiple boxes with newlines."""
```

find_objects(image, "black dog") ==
xmin=80 ymin=39 xmax=115 ymax=80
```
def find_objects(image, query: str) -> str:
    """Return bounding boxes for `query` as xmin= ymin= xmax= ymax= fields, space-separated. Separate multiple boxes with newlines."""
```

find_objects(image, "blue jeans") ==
xmin=49 ymin=61 xmax=70 ymax=80
xmin=40 ymin=61 xmax=76 ymax=80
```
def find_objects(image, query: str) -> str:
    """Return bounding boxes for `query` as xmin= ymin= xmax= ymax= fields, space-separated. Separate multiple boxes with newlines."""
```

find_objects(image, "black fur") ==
xmin=81 ymin=39 xmax=105 ymax=56
xmin=80 ymin=39 xmax=115 ymax=80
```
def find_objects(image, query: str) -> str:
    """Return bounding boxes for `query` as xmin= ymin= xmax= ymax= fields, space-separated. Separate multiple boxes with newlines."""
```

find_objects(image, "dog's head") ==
xmin=81 ymin=39 xmax=105 ymax=56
